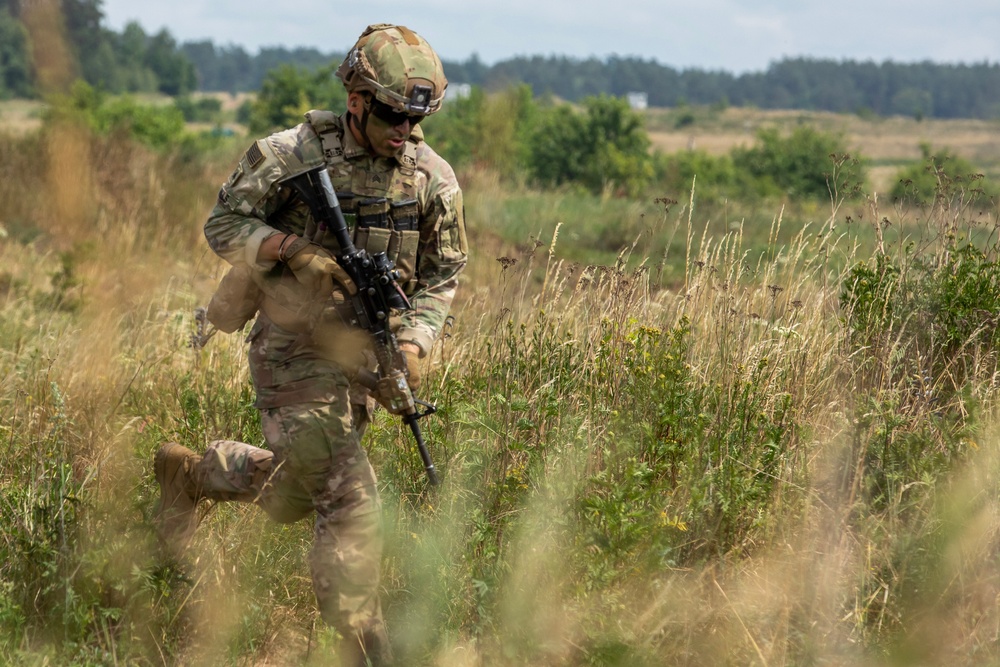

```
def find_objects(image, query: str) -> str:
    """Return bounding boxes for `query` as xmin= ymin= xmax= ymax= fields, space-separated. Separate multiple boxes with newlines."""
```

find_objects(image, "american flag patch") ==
xmin=244 ymin=141 xmax=265 ymax=169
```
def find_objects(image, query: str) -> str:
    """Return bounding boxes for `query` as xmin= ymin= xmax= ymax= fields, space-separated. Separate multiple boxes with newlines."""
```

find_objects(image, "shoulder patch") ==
xmin=245 ymin=141 xmax=265 ymax=169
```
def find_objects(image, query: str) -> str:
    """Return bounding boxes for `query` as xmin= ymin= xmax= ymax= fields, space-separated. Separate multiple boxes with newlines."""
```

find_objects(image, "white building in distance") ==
xmin=626 ymin=92 xmax=649 ymax=110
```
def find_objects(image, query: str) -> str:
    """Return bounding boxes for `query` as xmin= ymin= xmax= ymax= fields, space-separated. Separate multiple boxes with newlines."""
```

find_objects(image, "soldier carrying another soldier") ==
xmin=153 ymin=24 xmax=467 ymax=667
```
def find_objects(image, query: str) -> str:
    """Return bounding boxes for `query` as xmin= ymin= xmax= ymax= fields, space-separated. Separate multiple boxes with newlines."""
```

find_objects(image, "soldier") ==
xmin=153 ymin=24 xmax=467 ymax=667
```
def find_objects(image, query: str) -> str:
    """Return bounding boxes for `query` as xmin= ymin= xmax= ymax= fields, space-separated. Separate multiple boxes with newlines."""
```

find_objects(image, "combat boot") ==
xmin=154 ymin=442 xmax=204 ymax=554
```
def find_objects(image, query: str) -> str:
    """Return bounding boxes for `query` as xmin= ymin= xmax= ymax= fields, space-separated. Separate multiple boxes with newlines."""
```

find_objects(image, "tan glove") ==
xmin=373 ymin=370 xmax=415 ymax=416
xmin=283 ymin=238 xmax=357 ymax=295
xmin=403 ymin=348 xmax=422 ymax=392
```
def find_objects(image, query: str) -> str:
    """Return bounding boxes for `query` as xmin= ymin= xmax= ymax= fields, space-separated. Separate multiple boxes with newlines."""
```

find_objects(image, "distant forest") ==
xmin=2 ymin=0 xmax=1000 ymax=119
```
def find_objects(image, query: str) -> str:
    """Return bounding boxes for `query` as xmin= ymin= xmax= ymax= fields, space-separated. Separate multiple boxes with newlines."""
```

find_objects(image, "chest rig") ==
xmin=304 ymin=110 xmax=422 ymax=293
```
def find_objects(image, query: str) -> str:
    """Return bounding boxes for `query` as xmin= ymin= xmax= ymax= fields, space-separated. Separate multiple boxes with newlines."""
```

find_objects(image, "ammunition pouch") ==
xmin=347 ymin=197 xmax=421 ymax=291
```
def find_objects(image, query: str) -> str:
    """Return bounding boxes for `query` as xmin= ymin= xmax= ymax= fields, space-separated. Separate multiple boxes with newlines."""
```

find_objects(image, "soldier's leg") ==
xmin=157 ymin=438 xmax=312 ymax=538
xmin=195 ymin=439 xmax=272 ymax=502
xmin=262 ymin=399 xmax=391 ymax=666
xmin=198 ymin=437 xmax=316 ymax=524
xmin=154 ymin=439 xmax=290 ymax=555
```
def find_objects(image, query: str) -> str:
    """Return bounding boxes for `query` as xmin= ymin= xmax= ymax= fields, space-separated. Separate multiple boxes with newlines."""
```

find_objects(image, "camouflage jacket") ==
xmin=204 ymin=111 xmax=467 ymax=357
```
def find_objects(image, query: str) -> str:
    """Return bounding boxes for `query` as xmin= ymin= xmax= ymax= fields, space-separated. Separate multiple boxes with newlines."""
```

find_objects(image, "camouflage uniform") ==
xmin=195 ymin=102 xmax=466 ymax=661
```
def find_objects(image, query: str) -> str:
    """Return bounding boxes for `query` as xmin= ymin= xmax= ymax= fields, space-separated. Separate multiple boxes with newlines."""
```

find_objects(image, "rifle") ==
xmin=285 ymin=166 xmax=440 ymax=486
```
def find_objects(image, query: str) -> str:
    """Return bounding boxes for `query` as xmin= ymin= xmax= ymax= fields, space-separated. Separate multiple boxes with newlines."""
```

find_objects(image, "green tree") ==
xmin=247 ymin=63 xmax=346 ymax=135
xmin=890 ymin=87 xmax=933 ymax=120
xmin=419 ymin=85 xmax=484 ymax=167
xmin=62 ymin=0 xmax=103 ymax=84
xmin=732 ymin=126 xmax=866 ymax=199
xmin=421 ymin=84 xmax=537 ymax=178
xmin=528 ymin=95 xmax=652 ymax=195
xmin=144 ymin=28 xmax=195 ymax=96
xmin=0 ymin=7 xmax=32 ymax=98
xmin=111 ymin=21 xmax=157 ymax=92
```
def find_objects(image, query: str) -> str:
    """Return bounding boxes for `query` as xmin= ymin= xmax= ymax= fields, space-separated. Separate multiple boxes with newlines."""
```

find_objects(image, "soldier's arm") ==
xmin=395 ymin=171 xmax=468 ymax=357
xmin=204 ymin=128 xmax=322 ymax=269
xmin=204 ymin=202 xmax=284 ymax=271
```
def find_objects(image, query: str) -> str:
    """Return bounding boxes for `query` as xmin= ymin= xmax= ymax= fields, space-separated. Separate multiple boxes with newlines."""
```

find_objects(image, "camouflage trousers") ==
xmin=195 ymin=316 xmax=389 ymax=664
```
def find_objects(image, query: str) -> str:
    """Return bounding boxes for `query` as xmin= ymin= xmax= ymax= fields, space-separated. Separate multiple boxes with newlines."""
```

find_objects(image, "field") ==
xmin=647 ymin=106 xmax=1000 ymax=192
xmin=7 ymin=98 xmax=1000 ymax=190
xmin=2 ymin=102 xmax=1000 ymax=666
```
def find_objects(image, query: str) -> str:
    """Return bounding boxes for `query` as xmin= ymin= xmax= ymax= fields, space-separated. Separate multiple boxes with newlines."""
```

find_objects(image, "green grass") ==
xmin=3 ymin=118 xmax=1000 ymax=665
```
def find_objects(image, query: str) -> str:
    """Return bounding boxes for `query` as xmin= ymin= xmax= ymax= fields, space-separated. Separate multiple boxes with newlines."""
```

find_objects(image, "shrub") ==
xmin=654 ymin=149 xmax=741 ymax=201
xmin=890 ymin=143 xmax=998 ymax=206
xmin=528 ymin=95 xmax=653 ymax=196
xmin=246 ymin=63 xmax=346 ymax=135
xmin=173 ymin=95 xmax=223 ymax=123
xmin=733 ymin=126 xmax=867 ymax=199
xmin=47 ymin=81 xmax=186 ymax=150
xmin=842 ymin=238 xmax=1000 ymax=392
xmin=839 ymin=224 xmax=1000 ymax=508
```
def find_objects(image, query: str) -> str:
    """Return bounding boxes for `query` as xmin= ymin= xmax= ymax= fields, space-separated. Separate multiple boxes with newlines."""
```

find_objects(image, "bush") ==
xmin=47 ymin=82 xmax=186 ymax=150
xmin=842 ymin=239 xmax=1000 ymax=392
xmin=839 ymin=227 xmax=999 ymax=507
xmin=247 ymin=64 xmax=346 ymax=135
xmin=173 ymin=95 xmax=223 ymax=123
xmin=528 ymin=95 xmax=653 ymax=196
xmin=733 ymin=126 xmax=867 ymax=199
xmin=890 ymin=143 xmax=998 ymax=206
xmin=655 ymin=149 xmax=741 ymax=201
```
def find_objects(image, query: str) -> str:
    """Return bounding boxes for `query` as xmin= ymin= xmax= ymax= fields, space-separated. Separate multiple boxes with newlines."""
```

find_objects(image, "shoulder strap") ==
xmin=306 ymin=109 xmax=419 ymax=198
xmin=304 ymin=110 xmax=346 ymax=168
xmin=399 ymin=140 xmax=417 ymax=177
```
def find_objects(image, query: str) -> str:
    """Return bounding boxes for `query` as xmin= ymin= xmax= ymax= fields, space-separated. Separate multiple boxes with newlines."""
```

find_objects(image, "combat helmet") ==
xmin=336 ymin=24 xmax=448 ymax=117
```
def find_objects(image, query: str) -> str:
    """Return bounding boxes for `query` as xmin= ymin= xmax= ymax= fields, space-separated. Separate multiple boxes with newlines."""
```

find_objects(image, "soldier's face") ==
xmin=365 ymin=112 xmax=413 ymax=157
xmin=348 ymin=92 xmax=415 ymax=158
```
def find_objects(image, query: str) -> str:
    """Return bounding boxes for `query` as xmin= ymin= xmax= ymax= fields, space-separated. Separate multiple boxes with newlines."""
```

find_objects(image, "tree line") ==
xmin=479 ymin=56 xmax=1000 ymax=120
xmin=184 ymin=45 xmax=1000 ymax=120
xmin=2 ymin=1 xmax=999 ymax=121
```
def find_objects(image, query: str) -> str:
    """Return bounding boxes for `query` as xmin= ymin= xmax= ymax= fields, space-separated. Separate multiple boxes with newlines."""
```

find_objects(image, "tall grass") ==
xmin=2 ymin=121 xmax=1000 ymax=665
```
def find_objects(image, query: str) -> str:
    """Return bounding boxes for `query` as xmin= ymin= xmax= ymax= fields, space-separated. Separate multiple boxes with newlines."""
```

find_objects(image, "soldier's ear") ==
xmin=347 ymin=92 xmax=366 ymax=115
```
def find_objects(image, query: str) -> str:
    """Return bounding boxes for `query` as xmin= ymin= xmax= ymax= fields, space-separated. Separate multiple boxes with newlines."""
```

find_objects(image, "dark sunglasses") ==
xmin=367 ymin=98 xmax=424 ymax=126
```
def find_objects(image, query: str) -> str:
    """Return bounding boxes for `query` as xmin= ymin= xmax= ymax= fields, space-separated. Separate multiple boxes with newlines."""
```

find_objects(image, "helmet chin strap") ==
xmin=349 ymin=103 xmax=374 ymax=151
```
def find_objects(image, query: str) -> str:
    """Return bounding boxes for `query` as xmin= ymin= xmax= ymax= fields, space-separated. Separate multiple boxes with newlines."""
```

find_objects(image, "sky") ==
xmin=100 ymin=0 xmax=1000 ymax=74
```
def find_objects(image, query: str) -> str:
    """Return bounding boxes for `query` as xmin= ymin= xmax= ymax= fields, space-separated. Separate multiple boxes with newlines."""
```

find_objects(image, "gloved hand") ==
xmin=402 ymin=347 xmax=421 ymax=392
xmin=283 ymin=238 xmax=357 ymax=295
xmin=372 ymin=370 xmax=415 ymax=416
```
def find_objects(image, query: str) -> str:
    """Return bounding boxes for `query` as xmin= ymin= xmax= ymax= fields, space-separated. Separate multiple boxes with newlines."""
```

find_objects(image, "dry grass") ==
xmin=0 ymin=99 xmax=46 ymax=135
xmin=4 ymin=115 xmax=1000 ymax=665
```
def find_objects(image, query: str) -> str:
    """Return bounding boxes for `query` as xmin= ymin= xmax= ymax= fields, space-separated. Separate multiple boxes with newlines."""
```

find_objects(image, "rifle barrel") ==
xmin=406 ymin=414 xmax=440 ymax=486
